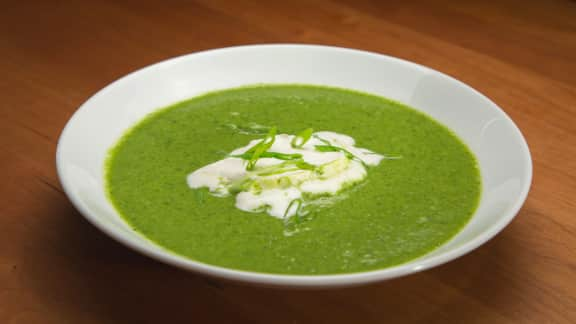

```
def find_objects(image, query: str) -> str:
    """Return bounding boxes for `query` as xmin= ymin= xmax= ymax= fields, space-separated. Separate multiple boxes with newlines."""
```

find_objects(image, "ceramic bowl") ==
xmin=57 ymin=44 xmax=532 ymax=288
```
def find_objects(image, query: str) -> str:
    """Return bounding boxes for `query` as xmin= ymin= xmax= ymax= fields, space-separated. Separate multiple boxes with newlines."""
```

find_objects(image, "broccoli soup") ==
xmin=105 ymin=85 xmax=481 ymax=275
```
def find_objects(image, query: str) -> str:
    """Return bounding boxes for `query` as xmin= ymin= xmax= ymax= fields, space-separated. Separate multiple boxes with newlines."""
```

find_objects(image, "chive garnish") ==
xmin=246 ymin=127 xmax=277 ymax=170
xmin=314 ymin=144 xmax=355 ymax=160
xmin=291 ymin=128 xmax=313 ymax=148
xmin=313 ymin=135 xmax=332 ymax=145
xmin=254 ymin=159 xmax=315 ymax=176
xmin=294 ymin=159 xmax=316 ymax=170
xmin=312 ymin=135 xmax=365 ymax=164
xmin=283 ymin=198 xmax=303 ymax=222
xmin=231 ymin=151 xmax=303 ymax=161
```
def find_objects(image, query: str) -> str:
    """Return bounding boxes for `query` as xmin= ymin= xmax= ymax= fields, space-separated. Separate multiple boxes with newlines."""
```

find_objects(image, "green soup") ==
xmin=106 ymin=85 xmax=481 ymax=275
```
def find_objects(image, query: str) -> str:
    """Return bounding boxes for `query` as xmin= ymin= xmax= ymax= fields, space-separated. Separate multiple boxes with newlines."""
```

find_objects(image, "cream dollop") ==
xmin=187 ymin=131 xmax=384 ymax=219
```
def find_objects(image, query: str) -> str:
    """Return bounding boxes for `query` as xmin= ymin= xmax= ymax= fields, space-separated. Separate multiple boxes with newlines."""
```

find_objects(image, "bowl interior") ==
xmin=57 ymin=45 xmax=531 ymax=287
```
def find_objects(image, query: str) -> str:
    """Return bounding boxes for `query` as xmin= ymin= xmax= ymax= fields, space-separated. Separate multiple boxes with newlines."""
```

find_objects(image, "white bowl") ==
xmin=56 ymin=44 xmax=532 ymax=288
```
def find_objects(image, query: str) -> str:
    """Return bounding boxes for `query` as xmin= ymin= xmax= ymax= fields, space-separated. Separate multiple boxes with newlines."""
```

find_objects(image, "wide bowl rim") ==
xmin=56 ymin=44 xmax=533 ymax=288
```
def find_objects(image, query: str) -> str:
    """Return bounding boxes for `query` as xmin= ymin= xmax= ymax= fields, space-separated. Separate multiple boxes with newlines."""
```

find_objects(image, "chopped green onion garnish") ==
xmin=291 ymin=128 xmax=313 ymax=148
xmin=313 ymin=135 xmax=332 ymax=145
xmin=314 ymin=144 xmax=355 ymax=160
xmin=283 ymin=198 xmax=303 ymax=222
xmin=246 ymin=127 xmax=277 ymax=170
xmin=254 ymin=159 xmax=315 ymax=176
xmin=231 ymin=151 xmax=303 ymax=161
xmin=293 ymin=159 xmax=316 ymax=170
xmin=312 ymin=135 xmax=365 ymax=163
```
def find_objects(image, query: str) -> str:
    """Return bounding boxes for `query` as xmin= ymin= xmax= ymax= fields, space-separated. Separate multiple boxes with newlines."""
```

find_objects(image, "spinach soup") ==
xmin=105 ymin=85 xmax=481 ymax=275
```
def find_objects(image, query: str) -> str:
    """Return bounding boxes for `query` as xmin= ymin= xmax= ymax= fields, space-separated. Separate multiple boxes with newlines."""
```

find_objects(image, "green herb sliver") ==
xmin=231 ymin=151 xmax=303 ymax=161
xmin=312 ymin=135 xmax=367 ymax=165
xmin=291 ymin=128 xmax=313 ymax=148
xmin=314 ymin=144 xmax=355 ymax=160
xmin=283 ymin=198 xmax=303 ymax=223
xmin=254 ymin=159 xmax=316 ymax=176
xmin=246 ymin=127 xmax=277 ymax=170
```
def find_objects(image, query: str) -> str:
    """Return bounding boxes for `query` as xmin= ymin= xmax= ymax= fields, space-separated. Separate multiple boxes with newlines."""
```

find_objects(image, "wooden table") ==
xmin=2 ymin=1 xmax=575 ymax=323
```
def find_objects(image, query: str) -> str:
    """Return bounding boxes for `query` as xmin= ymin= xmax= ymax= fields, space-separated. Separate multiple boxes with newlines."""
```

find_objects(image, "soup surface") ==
xmin=106 ymin=85 xmax=481 ymax=274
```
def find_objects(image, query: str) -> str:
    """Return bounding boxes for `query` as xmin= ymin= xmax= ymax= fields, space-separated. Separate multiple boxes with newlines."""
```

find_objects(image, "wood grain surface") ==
xmin=1 ymin=0 xmax=575 ymax=323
